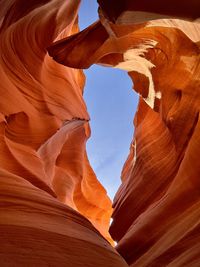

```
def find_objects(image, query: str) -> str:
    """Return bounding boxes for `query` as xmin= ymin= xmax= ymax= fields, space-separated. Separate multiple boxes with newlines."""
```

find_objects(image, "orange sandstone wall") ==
xmin=49 ymin=0 xmax=200 ymax=266
xmin=0 ymin=1 xmax=129 ymax=266
xmin=1 ymin=0 xmax=200 ymax=266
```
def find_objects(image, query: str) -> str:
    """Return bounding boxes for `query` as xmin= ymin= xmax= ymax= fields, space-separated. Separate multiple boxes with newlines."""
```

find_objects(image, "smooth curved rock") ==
xmin=0 ymin=0 xmax=129 ymax=266
xmin=2 ymin=0 xmax=200 ymax=266
xmin=49 ymin=1 xmax=200 ymax=266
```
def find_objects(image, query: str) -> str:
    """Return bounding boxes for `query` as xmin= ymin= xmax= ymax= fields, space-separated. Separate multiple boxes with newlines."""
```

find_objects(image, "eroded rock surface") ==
xmin=1 ymin=0 xmax=200 ymax=266
xmin=49 ymin=0 xmax=200 ymax=266
xmin=0 ymin=1 xmax=129 ymax=266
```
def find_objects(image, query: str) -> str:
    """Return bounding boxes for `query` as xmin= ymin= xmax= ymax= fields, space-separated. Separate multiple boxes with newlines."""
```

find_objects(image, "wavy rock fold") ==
xmin=0 ymin=1 xmax=128 ymax=266
xmin=1 ymin=0 xmax=200 ymax=266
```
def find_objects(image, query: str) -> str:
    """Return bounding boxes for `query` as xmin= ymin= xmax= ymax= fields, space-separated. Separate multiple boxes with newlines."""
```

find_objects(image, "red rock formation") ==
xmin=0 ymin=1 xmax=129 ymax=266
xmin=98 ymin=0 xmax=199 ymax=23
xmin=1 ymin=0 xmax=200 ymax=265
xmin=49 ymin=1 xmax=200 ymax=266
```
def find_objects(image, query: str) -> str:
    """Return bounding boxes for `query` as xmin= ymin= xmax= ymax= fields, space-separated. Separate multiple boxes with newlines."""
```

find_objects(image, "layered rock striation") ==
xmin=1 ymin=0 xmax=200 ymax=266
xmin=0 ymin=1 xmax=128 ymax=266
xmin=49 ymin=0 xmax=200 ymax=266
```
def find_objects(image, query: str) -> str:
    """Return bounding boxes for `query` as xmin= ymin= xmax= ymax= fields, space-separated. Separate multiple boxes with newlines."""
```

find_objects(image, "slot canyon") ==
xmin=0 ymin=0 xmax=200 ymax=266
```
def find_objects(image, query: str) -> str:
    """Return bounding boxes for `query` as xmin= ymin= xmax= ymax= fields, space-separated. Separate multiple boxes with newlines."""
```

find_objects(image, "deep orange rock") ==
xmin=49 ymin=1 xmax=200 ymax=266
xmin=0 ymin=0 xmax=129 ymax=266
xmin=1 ymin=0 xmax=200 ymax=266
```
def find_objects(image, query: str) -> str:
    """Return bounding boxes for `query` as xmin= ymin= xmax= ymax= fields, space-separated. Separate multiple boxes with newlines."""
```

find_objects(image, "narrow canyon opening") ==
xmin=79 ymin=1 xmax=138 ymax=201
xmin=1 ymin=0 xmax=200 ymax=266
xmin=83 ymin=65 xmax=138 ymax=200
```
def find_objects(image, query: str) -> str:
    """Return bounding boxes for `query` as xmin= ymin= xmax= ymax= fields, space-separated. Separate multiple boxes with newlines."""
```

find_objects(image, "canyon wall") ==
xmin=1 ymin=0 xmax=200 ymax=266
xmin=49 ymin=0 xmax=200 ymax=266
xmin=0 ymin=0 xmax=128 ymax=266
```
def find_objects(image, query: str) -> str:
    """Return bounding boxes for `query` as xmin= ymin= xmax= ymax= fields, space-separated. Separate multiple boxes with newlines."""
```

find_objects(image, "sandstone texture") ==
xmin=1 ymin=0 xmax=200 ymax=266
xmin=0 ymin=1 xmax=127 ymax=266
xmin=49 ymin=0 xmax=200 ymax=266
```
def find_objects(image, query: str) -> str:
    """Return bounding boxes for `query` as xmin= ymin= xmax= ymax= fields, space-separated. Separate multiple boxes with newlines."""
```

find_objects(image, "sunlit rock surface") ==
xmin=0 ymin=1 xmax=130 ymax=266
xmin=49 ymin=0 xmax=200 ymax=266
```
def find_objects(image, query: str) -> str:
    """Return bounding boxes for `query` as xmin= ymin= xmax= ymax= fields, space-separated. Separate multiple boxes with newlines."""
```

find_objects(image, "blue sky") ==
xmin=79 ymin=2 xmax=138 ymax=199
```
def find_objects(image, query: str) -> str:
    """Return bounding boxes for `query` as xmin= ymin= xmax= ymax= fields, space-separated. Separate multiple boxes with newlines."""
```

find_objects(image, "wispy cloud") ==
xmin=95 ymin=150 xmax=118 ymax=173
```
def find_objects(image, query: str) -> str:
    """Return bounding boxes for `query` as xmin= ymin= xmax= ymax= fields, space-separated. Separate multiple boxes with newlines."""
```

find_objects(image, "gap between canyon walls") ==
xmin=79 ymin=1 xmax=139 ymax=201
xmin=83 ymin=65 xmax=138 ymax=200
